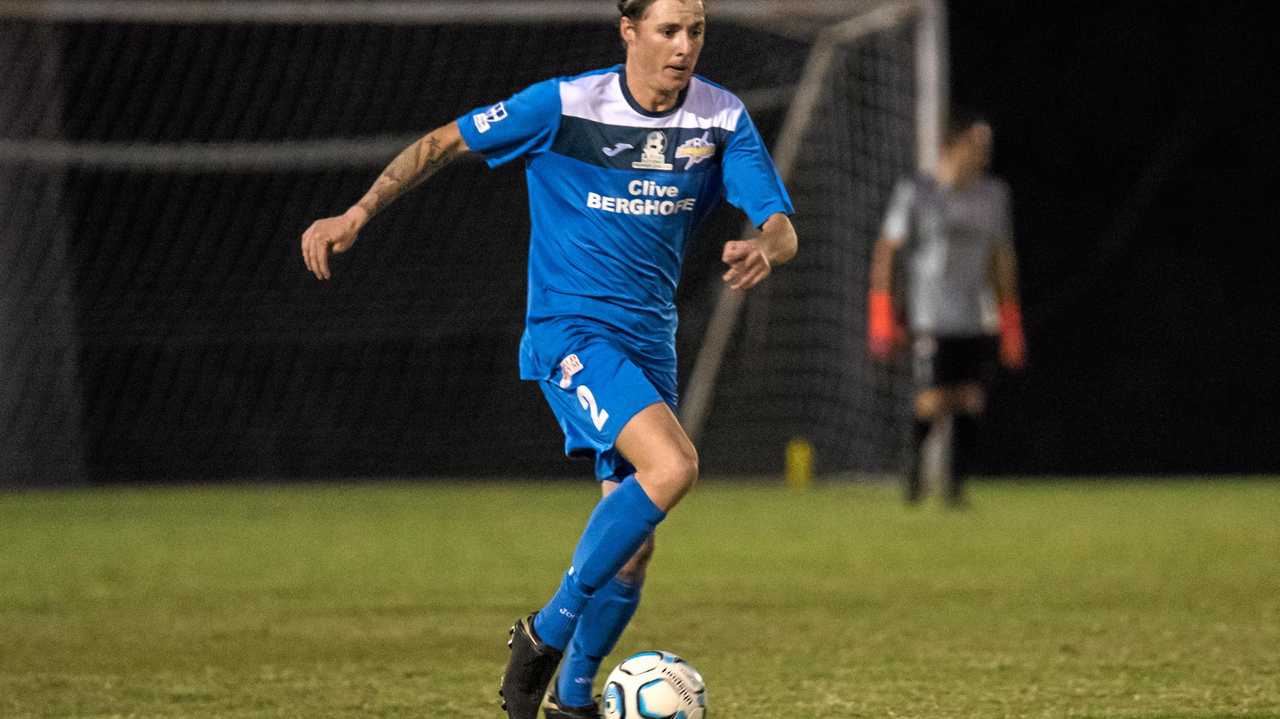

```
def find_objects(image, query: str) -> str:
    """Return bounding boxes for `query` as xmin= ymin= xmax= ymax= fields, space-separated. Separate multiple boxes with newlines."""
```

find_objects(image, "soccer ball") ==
xmin=602 ymin=650 xmax=707 ymax=719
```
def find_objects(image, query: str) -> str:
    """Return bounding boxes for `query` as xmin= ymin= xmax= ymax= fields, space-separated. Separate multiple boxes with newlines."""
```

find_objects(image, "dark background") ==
xmin=949 ymin=2 xmax=1276 ymax=474
xmin=1 ymin=2 xmax=1274 ymax=485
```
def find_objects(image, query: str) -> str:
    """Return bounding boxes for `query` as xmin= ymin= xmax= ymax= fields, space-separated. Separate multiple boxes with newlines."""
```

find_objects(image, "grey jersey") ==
xmin=881 ymin=174 xmax=1014 ymax=335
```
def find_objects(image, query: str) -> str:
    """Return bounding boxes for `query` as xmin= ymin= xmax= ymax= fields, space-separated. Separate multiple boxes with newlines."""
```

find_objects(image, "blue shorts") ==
xmin=537 ymin=341 xmax=675 ymax=482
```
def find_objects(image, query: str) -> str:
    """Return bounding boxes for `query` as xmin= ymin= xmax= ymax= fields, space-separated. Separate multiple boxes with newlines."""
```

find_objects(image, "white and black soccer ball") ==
xmin=602 ymin=650 xmax=707 ymax=719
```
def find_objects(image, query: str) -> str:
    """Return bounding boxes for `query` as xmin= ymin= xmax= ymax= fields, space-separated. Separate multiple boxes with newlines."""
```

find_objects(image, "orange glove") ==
xmin=868 ymin=290 xmax=897 ymax=360
xmin=998 ymin=301 xmax=1026 ymax=370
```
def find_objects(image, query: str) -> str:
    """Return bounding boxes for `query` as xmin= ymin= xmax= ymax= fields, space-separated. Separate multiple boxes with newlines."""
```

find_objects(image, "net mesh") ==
xmin=1 ymin=21 xmax=86 ymax=487
xmin=696 ymin=20 xmax=920 ymax=476
xmin=1 ymin=6 xmax=918 ymax=483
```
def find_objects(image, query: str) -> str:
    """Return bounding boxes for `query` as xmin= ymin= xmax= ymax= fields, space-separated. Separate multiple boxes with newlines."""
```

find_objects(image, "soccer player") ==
xmin=299 ymin=1 xmax=796 ymax=717
xmin=867 ymin=110 xmax=1025 ymax=506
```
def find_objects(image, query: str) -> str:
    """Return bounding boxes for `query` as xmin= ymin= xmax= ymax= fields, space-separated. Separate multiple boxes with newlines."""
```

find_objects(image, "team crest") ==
xmin=632 ymin=131 xmax=673 ymax=171
xmin=676 ymin=131 xmax=717 ymax=169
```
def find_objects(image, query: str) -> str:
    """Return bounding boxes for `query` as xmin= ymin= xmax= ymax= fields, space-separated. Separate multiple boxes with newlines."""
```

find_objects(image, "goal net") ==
xmin=0 ymin=0 xmax=943 ymax=483
xmin=684 ymin=0 xmax=946 ymax=476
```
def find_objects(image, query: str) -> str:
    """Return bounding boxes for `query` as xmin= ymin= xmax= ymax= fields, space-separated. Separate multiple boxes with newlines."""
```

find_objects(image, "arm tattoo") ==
xmin=356 ymin=132 xmax=458 ymax=219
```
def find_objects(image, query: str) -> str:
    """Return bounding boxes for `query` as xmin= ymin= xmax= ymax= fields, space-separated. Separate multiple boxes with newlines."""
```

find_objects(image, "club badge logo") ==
xmin=632 ymin=131 xmax=673 ymax=171
xmin=676 ymin=131 xmax=717 ymax=169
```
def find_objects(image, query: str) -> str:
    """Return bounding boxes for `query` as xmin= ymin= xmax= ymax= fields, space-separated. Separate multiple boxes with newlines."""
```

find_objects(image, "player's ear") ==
xmin=620 ymin=16 xmax=637 ymax=47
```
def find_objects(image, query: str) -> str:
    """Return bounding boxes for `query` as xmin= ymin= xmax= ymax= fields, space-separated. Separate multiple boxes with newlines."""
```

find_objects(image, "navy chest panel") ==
xmin=552 ymin=116 xmax=728 ymax=174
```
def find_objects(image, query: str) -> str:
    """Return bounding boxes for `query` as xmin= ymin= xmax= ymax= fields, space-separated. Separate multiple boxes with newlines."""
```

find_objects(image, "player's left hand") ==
xmin=998 ymin=301 xmax=1027 ymax=370
xmin=721 ymin=240 xmax=772 ymax=291
xmin=1000 ymin=330 xmax=1026 ymax=370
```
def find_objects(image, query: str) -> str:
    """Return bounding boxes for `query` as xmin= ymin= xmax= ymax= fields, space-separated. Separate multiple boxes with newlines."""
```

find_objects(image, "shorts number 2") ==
xmin=576 ymin=385 xmax=610 ymax=432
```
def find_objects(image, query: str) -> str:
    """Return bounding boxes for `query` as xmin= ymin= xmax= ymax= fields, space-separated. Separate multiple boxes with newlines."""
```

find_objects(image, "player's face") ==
xmin=622 ymin=0 xmax=706 ymax=96
xmin=963 ymin=123 xmax=993 ymax=172
xmin=945 ymin=123 xmax=993 ymax=176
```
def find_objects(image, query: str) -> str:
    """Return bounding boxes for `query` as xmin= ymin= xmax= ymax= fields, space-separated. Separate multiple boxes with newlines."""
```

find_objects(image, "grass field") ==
xmin=1 ymin=478 xmax=1277 ymax=718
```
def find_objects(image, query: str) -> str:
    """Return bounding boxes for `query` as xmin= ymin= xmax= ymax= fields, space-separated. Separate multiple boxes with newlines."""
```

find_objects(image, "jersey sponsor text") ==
xmin=587 ymin=180 xmax=696 ymax=216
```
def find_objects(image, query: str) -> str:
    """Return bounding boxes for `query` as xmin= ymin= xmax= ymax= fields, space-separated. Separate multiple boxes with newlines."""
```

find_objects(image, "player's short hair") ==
xmin=618 ymin=0 xmax=660 ymax=20
xmin=944 ymin=106 xmax=990 ymax=145
xmin=619 ymin=0 xmax=706 ymax=20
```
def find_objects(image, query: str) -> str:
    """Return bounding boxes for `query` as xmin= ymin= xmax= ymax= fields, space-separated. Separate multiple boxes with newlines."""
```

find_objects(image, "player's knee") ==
xmin=645 ymin=446 xmax=699 ymax=504
xmin=954 ymin=384 xmax=986 ymax=414
xmin=617 ymin=534 xmax=655 ymax=584
xmin=915 ymin=390 xmax=944 ymax=419
xmin=671 ymin=446 xmax=700 ymax=491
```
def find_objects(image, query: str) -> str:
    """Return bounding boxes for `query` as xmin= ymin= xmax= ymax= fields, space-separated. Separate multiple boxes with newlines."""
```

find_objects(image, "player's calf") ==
xmin=947 ymin=412 xmax=980 ymax=508
xmin=615 ymin=534 xmax=655 ymax=585
xmin=904 ymin=417 xmax=931 ymax=504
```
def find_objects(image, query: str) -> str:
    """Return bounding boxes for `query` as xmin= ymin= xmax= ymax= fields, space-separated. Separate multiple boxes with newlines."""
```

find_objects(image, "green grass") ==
xmin=1 ymin=478 xmax=1278 ymax=718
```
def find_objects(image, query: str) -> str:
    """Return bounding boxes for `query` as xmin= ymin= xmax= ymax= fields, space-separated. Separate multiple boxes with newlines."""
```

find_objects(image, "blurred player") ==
xmin=867 ymin=109 xmax=1025 ymax=506
xmin=299 ymin=1 xmax=796 ymax=716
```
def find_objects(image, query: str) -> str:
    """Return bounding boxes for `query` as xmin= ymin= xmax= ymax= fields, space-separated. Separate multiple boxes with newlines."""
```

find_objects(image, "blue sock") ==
xmin=557 ymin=576 xmax=643 ymax=707
xmin=533 ymin=476 xmax=665 ymax=650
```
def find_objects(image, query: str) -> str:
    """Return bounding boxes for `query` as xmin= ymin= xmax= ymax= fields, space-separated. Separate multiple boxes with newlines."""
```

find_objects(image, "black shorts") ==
xmin=911 ymin=334 xmax=998 ymax=389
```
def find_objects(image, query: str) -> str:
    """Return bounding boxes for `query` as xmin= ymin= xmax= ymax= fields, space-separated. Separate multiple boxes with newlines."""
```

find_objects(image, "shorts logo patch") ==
xmin=559 ymin=353 xmax=584 ymax=389
xmin=472 ymin=102 xmax=508 ymax=134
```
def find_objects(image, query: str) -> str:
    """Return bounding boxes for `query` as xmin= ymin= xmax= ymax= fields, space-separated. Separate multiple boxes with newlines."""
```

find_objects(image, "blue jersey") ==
xmin=457 ymin=65 xmax=793 ymax=385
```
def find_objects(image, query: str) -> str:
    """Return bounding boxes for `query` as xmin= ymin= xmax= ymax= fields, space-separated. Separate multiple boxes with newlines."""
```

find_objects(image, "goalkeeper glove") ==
xmin=868 ymin=290 xmax=898 ymax=360
xmin=998 ymin=301 xmax=1026 ymax=370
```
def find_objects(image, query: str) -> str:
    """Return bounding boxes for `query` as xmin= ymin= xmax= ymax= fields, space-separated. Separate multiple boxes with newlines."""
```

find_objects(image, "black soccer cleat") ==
xmin=543 ymin=685 xmax=602 ymax=719
xmin=499 ymin=615 xmax=564 ymax=719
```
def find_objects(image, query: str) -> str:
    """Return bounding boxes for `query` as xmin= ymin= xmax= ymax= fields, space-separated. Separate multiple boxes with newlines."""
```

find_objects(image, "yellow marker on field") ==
xmin=785 ymin=438 xmax=813 ymax=490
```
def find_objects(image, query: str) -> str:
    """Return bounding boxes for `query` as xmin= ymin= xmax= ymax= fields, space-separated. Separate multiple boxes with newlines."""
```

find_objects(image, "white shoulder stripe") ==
xmin=560 ymin=74 xmax=746 ymax=132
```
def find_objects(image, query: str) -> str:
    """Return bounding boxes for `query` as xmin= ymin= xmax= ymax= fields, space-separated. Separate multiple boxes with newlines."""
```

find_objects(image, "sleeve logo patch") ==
xmin=676 ymin=131 xmax=717 ymax=169
xmin=472 ymin=102 xmax=508 ymax=134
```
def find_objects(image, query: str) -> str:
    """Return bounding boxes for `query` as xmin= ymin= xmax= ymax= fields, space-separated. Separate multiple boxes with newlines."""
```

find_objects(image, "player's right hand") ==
xmin=301 ymin=207 xmax=365 ymax=280
xmin=867 ymin=289 xmax=899 ymax=361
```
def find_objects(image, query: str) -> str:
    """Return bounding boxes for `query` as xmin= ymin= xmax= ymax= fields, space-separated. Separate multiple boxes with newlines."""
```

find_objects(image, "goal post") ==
xmin=0 ymin=0 xmax=945 ymax=482
xmin=681 ymin=0 xmax=948 ymax=474
xmin=0 ymin=0 xmax=918 ymax=25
